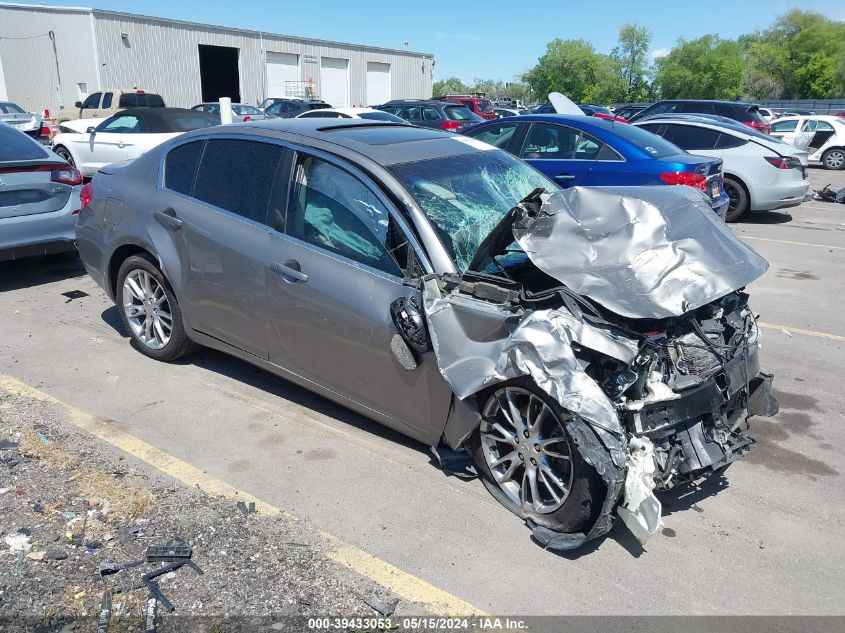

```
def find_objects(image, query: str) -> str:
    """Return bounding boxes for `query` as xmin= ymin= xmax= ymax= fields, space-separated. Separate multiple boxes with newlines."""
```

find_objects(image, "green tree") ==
xmin=523 ymin=39 xmax=615 ymax=102
xmin=652 ymin=35 xmax=746 ymax=99
xmin=743 ymin=10 xmax=845 ymax=99
xmin=610 ymin=23 xmax=652 ymax=101
xmin=432 ymin=76 xmax=470 ymax=97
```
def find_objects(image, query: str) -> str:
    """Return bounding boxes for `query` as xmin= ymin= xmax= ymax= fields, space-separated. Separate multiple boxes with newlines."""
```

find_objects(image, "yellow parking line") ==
xmin=0 ymin=373 xmax=485 ymax=616
xmin=758 ymin=322 xmax=845 ymax=343
xmin=741 ymin=235 xmax=845 ymax=251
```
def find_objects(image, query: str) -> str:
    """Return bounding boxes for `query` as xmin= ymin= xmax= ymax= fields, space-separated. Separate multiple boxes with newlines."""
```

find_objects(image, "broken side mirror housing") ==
xmin=390 ymin=296 xmax=430 ymax=354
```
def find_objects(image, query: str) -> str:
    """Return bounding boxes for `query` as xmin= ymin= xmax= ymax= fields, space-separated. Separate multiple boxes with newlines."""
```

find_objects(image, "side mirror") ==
xmin=75 ymin=101 xmax=82 ymax=108
xmin=390 ymin=296 xmax=430 ymax=354
xmin=86 ymin=127 xmax=96 ymax=134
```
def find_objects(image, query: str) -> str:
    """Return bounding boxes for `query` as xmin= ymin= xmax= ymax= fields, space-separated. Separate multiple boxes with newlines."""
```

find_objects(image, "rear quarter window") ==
xmin=715 ymin=133 xmax=748 ymax=149
xmin=613 ymin=123 xmax=683 ymax=158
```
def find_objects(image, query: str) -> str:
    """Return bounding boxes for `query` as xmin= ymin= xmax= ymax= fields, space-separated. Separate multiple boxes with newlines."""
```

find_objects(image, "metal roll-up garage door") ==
xmin=266 ymin=52 xmax=299 ymax=98
xmin=320 ymin=57 xmax=349 ymax=108
xmin=366 ymin=62 xmax=391 ymax=106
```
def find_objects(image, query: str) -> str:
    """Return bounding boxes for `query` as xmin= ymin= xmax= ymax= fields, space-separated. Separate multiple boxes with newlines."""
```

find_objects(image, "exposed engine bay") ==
xmin=395 ymin=186 xmax=780 ymax=550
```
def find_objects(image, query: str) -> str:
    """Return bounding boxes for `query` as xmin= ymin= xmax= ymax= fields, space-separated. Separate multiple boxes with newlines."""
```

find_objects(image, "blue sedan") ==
xmin=463 ymin=114 xmax=729 ymax=217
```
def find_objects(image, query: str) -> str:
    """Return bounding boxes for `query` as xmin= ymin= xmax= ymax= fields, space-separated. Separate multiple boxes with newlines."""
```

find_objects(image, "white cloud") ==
xmin=649 ymin=48 xmax=670 ymax=61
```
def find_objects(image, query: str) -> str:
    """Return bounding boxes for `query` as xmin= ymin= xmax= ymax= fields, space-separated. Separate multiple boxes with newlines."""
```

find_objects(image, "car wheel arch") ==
xmin=724 ymin=172 xmax=753 ymax=208
xmin=108 ymin=243 xmax=163 ymax=300
xmin=821 ymin=146 xmax=845 ymax=169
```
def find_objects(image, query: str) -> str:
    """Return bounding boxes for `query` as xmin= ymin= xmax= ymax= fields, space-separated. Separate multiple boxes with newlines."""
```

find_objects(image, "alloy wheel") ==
xmin=480 ymin=386 xmax=574 ymax=514
xmin=121 ymin=270 xmax=173 ymax=350
xmin=824 ymin=150 xmax=844 ymax=169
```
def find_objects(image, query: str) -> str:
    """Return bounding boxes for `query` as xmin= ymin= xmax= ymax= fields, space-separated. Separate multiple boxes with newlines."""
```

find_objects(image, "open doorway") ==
xmin=198 ymin=45 xmax=241 ymax=103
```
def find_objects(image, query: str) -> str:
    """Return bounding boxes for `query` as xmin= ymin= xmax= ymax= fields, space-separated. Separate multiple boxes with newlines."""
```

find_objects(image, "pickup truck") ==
xmin=58 ymin=90 xmax=165 ymax=123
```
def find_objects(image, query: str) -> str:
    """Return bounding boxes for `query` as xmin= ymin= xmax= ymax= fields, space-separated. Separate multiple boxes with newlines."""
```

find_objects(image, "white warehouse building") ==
xmin=0 ymin=3 xmax=434 ymax=115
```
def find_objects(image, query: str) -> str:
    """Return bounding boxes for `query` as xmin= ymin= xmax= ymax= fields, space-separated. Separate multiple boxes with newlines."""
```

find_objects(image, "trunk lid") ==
xmin=0 ymin=163 xmax=74 ymax=218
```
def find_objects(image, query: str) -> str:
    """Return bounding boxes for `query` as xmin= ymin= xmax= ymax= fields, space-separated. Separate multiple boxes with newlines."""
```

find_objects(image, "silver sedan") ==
xmin=1 ymin=122 xmax=84 ymax=262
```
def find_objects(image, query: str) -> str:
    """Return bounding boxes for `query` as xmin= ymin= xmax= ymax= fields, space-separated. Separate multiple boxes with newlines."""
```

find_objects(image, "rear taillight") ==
xmin=39 ymin=125 xmax=51 ymax=138
xmin=0 ymin=163 xmax=82 ymax=185
xmin=765 ymin=156 xmax=801 ymax=170
xmin=440 ymin=120 xmax=463 ymax=132
xmin=74 ymin=182 xmax=93 ymax=215
xmin=659 ymin=172 xmax=708 ymax=190
xmin=52 ymin=166 xmax=83 ymax=186
xmin=746 ymin=121 xmax=770 ymax=134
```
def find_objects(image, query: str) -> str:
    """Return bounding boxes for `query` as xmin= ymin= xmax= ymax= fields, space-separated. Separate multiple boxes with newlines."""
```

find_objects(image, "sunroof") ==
xmin=321 ymin=124 xmax=448 ymax=145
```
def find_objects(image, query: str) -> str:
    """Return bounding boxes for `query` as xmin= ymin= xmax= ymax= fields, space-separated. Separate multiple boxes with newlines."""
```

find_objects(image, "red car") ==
xmin=436 ymin=96 xmax=496 ymax=120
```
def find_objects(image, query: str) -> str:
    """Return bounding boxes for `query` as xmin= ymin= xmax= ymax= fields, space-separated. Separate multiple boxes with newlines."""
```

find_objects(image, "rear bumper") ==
xmin=0 ymin=190 xmax=80 ymax=262
xmin=711 ymin=191 xmax=730 ymax=219
xmin=751 ymin=179 xmax=810 ymax=212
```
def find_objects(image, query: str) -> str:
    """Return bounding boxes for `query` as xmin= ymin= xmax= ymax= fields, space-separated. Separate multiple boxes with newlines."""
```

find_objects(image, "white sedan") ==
xmin=294 ymin=107 xmax=405 ymax=123
xmin=635 ymin=114 xmax=809 ymax=221
xmin=770 ymin=115 xmax=845 ymax=170
xmin=51 ymin=108 xmax=219 ymax=178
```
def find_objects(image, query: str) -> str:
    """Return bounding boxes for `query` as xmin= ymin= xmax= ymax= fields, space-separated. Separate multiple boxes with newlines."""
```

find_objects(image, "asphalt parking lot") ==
xmin=1 ymin=166 xmax=844 ymax=616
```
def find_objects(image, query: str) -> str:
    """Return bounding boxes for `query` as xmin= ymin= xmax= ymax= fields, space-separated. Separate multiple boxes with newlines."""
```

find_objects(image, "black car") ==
xmin=375 ymin=100 xmax=482 ymax=132
xmin=263 ymin=99 xmax=332 ymax=118
xmin=628 ymin=100 xmax=770 ymax=134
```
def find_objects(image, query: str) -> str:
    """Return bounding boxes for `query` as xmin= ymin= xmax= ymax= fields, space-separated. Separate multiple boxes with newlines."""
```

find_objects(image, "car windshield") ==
xmin=1 ymin=102 xmax=25 ymax=114
xmin=607 ymin=123 xmax=684 ymax=158
xmin=389 ymin=149 xmax=555 ymax=271
xmin=445 ymin=106 xmax=481 ymax=121
xmin=478 ymin=100 xmax=493 ymax=112
xmin=166 ymin=115 xmax=220 ymax=131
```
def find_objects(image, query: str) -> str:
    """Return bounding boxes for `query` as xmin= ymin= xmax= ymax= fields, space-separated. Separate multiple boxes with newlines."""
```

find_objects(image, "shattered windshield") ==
xmin=389 ymin=149 xmax=554 ymax=270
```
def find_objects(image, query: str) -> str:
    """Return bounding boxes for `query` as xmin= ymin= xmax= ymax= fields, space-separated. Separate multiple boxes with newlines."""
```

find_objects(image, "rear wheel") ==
xmin=54 ymin=145 xmax=75 ymax=167
xmin=116 ymin=254 xmax=195 ymax=361
xmin=470 ymin=380 xmax=606 ymax=532
xmin=821 ymin=148 xmax=845 ymax=170
xmin=723 ymin=176 xmax=748 ymax=222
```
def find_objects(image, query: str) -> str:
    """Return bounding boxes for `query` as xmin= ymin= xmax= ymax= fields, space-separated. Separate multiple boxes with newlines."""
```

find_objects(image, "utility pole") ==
xmin=48 ymin=30 xmax=63 ymax=108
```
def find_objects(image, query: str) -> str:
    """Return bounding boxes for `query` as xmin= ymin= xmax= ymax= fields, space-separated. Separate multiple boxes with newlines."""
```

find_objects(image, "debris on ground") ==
xmin=812 ymin=184 xmax=845 ymax=203
xmin=0 ymin=390 xmax=424 ymax=630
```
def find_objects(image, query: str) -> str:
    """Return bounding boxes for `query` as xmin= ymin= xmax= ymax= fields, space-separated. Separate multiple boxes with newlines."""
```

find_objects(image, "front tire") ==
xmin=723 ymin=176 xmax=749 ymax=222
xmin=116 ymin=254 xmax=195 ymax=361
xmin=821 ymin=148 xmax=845 ymax=170
xmin=470 ymin=380 xmax=606 ymax=532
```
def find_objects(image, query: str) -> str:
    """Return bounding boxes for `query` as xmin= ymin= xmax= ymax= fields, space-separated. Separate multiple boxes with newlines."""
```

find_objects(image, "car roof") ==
xmin=493 ymin=113 xmax=619 ymax=131
xmin=314 ymin=107 xmax=385 ymax=116
xmin=208 ymin=118 xmax=484 ymax=166
xmin=653 ymin=99 xmax=760 ymax=107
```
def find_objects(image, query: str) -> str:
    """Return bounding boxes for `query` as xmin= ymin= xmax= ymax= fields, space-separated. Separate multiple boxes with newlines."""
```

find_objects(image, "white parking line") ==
xmin=741 ymin=236 xmax=845 ymax=251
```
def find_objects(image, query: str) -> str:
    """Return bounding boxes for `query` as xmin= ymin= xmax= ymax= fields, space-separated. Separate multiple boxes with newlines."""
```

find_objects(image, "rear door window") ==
xmin=661 ymin=124 xmax=720 ymax=150
xmin=680 ymin=102 xmax=715 ymax=115
xmin=422 ymin=107 xmax=441 ymax=121
xmin=118 ymin=93 xmax=139 ymax=108
xmin=101 ymin=92 xmax=113 ymax=108
xmin=164 ymin=141 xmax=204 ymax=195
xmin=192 ymin=139 xmax=284 ymax=224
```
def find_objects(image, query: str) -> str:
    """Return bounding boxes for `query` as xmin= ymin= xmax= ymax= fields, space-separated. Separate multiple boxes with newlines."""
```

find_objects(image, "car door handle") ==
xmin=271 ymin=260 xmax=308 ymax=283
xmin=117 ymin=141 xmax=125 ymax=148
xmin=554 ymin=173 xmax=576 ymax=181
xmin=153 ymin=208 xmax=182 ymax=230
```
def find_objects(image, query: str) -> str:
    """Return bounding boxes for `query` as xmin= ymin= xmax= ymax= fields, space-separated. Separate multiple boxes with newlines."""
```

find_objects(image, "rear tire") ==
xmin=115 ymin=253 xmax=196 ymax=362
xmin=723 ymin=176 xmax=749 ymax=222
xmin=469 ymin=379 xmax=606 ymax=533
xmin=54 ymin=145 xmax=75 ymax=167
xmin=821 ymin=148 xmax=845 ymax=170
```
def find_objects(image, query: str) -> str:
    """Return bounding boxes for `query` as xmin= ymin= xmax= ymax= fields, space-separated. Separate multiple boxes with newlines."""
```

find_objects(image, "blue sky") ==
xmin=16 ymin=0 xmax=845 ymax=82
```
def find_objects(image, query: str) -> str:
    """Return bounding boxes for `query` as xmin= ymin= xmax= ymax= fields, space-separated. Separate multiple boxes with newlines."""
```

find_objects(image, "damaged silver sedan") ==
xmin=76 ymin=120 xmax=778 ymax=550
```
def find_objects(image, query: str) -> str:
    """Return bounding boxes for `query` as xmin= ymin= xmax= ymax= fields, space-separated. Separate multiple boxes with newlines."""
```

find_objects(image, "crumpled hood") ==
xmin=511 ymin=186 xmax=769 ymax=319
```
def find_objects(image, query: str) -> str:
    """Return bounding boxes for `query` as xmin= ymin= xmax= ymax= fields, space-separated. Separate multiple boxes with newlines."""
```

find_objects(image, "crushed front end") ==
xmin=604 ymin=291 xmax=778 ymax=489
xmin=418 ymin=186 xmax=781 ymax=551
